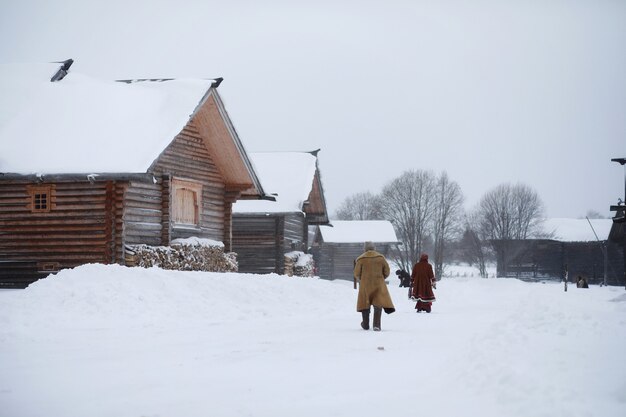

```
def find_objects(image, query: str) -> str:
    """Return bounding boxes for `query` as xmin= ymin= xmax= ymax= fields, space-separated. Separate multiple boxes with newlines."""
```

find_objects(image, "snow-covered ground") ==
xmin=1 ymin=264 xmax=625 ymax=417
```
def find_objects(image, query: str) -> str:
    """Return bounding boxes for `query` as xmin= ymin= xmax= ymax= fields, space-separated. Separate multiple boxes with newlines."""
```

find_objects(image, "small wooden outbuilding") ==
xmin=231 ymin=150 xmax=329 ymax=274
xmin=311 ymin=220 xmax=399 ymax=280
xmin=0 ymin=60 xmax=268 ymax=287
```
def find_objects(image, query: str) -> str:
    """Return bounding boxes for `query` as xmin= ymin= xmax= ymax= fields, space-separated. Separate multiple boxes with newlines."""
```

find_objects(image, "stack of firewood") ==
xmin=125 ymin=241 xmax=238 ymax=272
xmin=284 ymin=251 xmax=315 ymax=277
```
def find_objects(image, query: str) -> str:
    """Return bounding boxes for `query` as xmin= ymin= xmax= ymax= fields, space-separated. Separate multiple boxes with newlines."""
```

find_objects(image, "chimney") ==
xmin=50 ymin=59 xmax=74 ymax=82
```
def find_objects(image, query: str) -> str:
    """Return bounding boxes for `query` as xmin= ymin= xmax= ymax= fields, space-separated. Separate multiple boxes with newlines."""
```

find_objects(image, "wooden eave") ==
xmin=302 ymin=168 xmax=329 ymax=225
xmin=189 ymin=88 xmax=267 ymax=199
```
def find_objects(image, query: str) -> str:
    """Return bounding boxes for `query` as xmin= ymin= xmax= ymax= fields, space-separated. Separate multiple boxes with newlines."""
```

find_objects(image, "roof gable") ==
xmin=189 ymin=92 xmax=264 ymax=193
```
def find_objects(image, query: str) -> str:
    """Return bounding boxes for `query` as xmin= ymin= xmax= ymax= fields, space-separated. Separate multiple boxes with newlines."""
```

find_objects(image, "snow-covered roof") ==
xmin=319 ymin=220 xmax=399 ymax=243
xmin=0 ymin=62 xmax=215 ymax=175
xmin=233 ymin=152 xmax=318 ymax=213
xmin=543 ymin=218 xmax=613 ymax=242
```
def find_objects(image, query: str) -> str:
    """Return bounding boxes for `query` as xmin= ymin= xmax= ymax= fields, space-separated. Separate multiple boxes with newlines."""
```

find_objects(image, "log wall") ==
xmin=0 ymin=180 xmax=123 ymax=287
xmin=123 ymin=181 xmax=163 ymax=246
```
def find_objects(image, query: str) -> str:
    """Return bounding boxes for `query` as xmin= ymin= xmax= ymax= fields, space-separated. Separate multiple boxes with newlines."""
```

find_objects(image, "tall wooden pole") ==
xmin=610 ymin=158 xmax=626 ymax=290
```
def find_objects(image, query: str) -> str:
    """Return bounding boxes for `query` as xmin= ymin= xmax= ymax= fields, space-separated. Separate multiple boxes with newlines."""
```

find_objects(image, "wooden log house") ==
xmin=0 ymin=60 xmax=269 ymax=287
xmin=231 ymin=150 xmax=329 ymax=274
xmin=310 ymin=220 xmax=399 ymax=280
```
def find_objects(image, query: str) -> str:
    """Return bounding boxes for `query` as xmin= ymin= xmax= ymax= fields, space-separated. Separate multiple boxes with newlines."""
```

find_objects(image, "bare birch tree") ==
xmin=432 ymin=172 xmax=464 ymax=279
xmin=334 ymin=191 xmax=383 ymax=220
xmin=476 ymin=183 xmax=545 ymax=276
xmin=380 ymin=170 xmax=437 ymax=273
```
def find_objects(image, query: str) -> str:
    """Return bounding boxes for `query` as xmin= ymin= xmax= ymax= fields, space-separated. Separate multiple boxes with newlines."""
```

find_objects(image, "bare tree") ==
xmin=432 ymin=172 xmax=464 ymax=279
xmin=461 ymin=212 xmax=491 ymax=277
xmin=380 ymin=170 xmax=437 ymax=273
xmin=334 ymin=192 xmax=383 ymax=220
xmin=476 ymin=183 xmax=545 ymax=276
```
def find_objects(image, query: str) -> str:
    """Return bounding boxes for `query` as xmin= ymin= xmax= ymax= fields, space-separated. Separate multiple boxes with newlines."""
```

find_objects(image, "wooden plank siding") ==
xmin=150 ymin=122 xmax=228 ymax=246
xmin=232 ymin=212 xmax=307 ymax=274
xmin=283 ymin=213 xmax=308 ymax=251
xmin=232 ymin=215 xmax=283 ymax=274
xmin=312 ymin=243 xmax=362 ymax=281
xmin=312 ymin=243 xmax=395 ymax=281
xmin=0 ymin=180 xmax=122 ymax=286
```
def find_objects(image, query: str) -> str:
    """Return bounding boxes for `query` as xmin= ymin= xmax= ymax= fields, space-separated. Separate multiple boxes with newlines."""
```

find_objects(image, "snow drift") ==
xmin=1 ymin=264 xmax=625 ymax=417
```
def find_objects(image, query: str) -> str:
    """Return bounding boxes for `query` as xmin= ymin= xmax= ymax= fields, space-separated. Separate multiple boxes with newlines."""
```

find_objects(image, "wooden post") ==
xmin=353 ymin=258 xmax=357 ymax=290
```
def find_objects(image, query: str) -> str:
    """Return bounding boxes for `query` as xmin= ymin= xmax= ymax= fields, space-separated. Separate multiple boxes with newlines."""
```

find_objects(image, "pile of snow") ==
xmin=1 ymin=264 xmax=625 ymax=417
xmin=171 ymin=237 xmax=225 ymax=248
xmin=0 ymin=62 xmax=214 ymax=174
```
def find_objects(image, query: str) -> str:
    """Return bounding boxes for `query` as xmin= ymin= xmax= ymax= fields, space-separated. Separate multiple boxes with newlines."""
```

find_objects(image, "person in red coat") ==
xmin=411 ymin=253 xmax=436 ymax=313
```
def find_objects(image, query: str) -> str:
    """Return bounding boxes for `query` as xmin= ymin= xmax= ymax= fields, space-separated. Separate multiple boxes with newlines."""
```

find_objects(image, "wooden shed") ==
xmin=310 ymin=220 xmax=399 ymax=281
xmin=0 ymin=60 xmax=268 ymax=287
xmin=231 ymin=150 xmax=329 ymax=274
xmin=493 ymin=218 xmax=624 ymax=285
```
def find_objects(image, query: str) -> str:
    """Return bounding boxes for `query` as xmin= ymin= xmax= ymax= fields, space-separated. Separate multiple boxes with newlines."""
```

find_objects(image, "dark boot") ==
xmin=360 ymin=310 xmax=370 ymax=330
xmin=373 ymin=307 xmax=382 ymax=331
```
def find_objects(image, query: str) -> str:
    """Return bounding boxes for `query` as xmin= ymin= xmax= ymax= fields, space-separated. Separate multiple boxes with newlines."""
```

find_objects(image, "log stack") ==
xmin=284 ymin=251 xmax=315 ymax=277
xmin=125 ymin=241 xmax=238 ymax=272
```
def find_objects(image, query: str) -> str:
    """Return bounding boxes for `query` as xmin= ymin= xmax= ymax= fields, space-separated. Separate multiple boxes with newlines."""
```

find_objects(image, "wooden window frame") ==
xmin=171 ymin=178 xmax=202 ymax=228
xmin=38 ymin=262 xmax=60 ymax=272
xmin=28 ymin=185 xmax=53 ymax=213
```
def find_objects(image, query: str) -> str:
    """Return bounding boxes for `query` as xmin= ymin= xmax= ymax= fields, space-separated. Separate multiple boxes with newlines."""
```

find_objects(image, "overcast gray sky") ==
xmin=2 ymin=0 xmax=625 ymax=218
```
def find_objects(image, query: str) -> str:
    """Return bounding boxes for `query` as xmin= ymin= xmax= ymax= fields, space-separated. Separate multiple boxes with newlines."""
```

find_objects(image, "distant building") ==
xmin=493 ymin=218 xmax=624 ymax=285
xmin=232 ymin=150 xmax=329 ymax=274
xmin=311 ymin=220 xmax=399 ymax=280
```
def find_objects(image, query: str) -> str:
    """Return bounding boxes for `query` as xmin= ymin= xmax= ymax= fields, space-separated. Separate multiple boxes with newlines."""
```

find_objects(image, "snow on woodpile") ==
xmin=284 ymin=251 xmax=315 ymax=277
xmin=125 ymin=238 xmax=237 ymax=272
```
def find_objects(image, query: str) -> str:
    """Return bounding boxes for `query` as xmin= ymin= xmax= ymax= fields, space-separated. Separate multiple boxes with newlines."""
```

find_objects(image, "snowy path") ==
xmin=1 ymin=264 xmax=625 ymax=417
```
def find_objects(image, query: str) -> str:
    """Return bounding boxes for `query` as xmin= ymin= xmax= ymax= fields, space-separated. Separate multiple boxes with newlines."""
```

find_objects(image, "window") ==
xmin=172 ymin=179 xmax=202 ymax=226
xmin=38 ymin=262 xmax=59 ymax=272
xmin=29 ymin=186 xmax=52 ymax=213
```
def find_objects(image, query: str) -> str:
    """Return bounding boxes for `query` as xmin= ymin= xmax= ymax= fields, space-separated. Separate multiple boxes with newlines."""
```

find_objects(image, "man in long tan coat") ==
xmin=353 ymin=242 xmax=395 ymax=331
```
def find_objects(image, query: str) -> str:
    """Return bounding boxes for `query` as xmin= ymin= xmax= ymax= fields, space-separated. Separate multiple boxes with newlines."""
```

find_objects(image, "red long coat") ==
xmin=411 ymin=256 xmax=436 ymax=303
